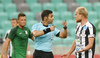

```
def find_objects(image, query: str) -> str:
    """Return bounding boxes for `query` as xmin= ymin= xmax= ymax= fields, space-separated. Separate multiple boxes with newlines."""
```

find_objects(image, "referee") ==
xmin=62 ymin=7 xmax=96 ymax=58
xmin=31 ymin=10 xmax=67 ymax=58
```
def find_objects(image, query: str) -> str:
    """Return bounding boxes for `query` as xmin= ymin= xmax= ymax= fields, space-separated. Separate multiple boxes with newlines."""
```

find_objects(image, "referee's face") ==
xmin=47 ymin=13 xmax=54 ymax=24
xmin=18 ymin=16 xmax=26 ymax=27
xmin=75 ymin=11 xmax=82 ymax=23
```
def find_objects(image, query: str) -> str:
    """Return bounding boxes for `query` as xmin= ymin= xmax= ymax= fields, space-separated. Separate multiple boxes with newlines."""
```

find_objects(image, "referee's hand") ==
xmin=62 ymin=19 xmax=67 ymax=27
xmin=50 ymin=25 xmax=56 ymax=31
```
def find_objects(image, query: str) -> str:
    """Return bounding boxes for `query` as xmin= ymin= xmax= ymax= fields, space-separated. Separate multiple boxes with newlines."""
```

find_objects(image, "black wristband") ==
xmin=63 ymin=26 xmax=67 ymax=30
xmin=43 ymin=28 xmax=51 ymax=34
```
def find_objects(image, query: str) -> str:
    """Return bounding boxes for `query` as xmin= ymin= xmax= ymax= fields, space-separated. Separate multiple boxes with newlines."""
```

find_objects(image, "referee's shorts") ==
xmin=33 ymin=50 xmax=54 ymax=58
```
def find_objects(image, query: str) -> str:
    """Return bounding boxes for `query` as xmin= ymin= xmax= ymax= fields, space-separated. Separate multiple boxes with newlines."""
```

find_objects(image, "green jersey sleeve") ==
xmin=29 ymin=29 xmax=33 ymax=38
xmin=7 ymin=26 xmax=18 ymax=40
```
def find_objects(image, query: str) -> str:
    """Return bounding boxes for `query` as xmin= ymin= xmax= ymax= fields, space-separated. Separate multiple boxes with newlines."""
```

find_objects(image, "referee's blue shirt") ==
xmin=31 ymin=22 xmax=60 ymax=52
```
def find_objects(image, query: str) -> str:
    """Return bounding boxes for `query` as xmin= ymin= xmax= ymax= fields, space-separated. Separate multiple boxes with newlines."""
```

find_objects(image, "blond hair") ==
xmin=76 ymin=7 xmax=88 ymax=18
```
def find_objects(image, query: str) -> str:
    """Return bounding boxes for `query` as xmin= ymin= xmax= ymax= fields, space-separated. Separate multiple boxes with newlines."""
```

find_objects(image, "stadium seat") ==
xmin=53 ymin=20 xmax=63 ymax=29
xmin=88 ymin=11 xmax=98 ymax=21
xmin=38 ymin=0 xmax=50 ymax=4
xmin=98 ymin=12 xmax=100 ymax=19
xmin=25 ymin=0 xmax=38 ymax=4
xmin=67 ymin=20 xmax=76 ymax=30
xmin=60 ymin=11 xmax=72 ymax=20
xmin=53 ymin=12 xmax=60 ymax=20
xmin=0 ymin=12 xmax=8 ymax=22
xmin=53 ymin=37 xmax=62 ymax=45
xmin=0 ymin=4 xmax=4 ymax=12
xmin=0 ymin=29 xmax=4 ymax=38
xmin=24 ymin=12 xmax=35 ymax=21
xmin=5 ymin=3 xmax=17 ymax=14
xmin=68 ymin=3 xmax=79 ymax=12
xmin=62 ymin=36 xmax=74 ymax=46
xmin=1 ymin=21 xmax=12 ymax=32
xmin=90 ymin=19 xmax=98 ymax=28
xmin=29 ymin=3 xmax=42 ymax=14
xmin=75 ymin=0 xmax=88 ymax=5
xmin=80 ymin=3 xmax=93 ymax=11
xmin=63 ymin=0 xmax=75 ymax=4
xmin=55 ymin=3 xmax=67 ymax=13
xmin=43 ymin=3 xmax=55 ymax=11
xmin=0 ymin=0 xmax=12 ymax=4
xmin=9 ymin=12 xmax=19 ymax=20
xmin=97 ymin=20 xmax=100 ymax=31
xmin=88 ymin=0 xmax=100 ymax=4
xmin=13 ymin=0 xmax=25 ymax=4
xmin=17 ymin=3 xmax=29 ymax=12
xmin=26 ymin=20 xmax=38 ymax=29
xmin=70 ymin=28 xmax=76 ymax=36
xmin=93 ymin=2 xmax=100 ymax=13
xmin=51 ymin=0 xmax=62 ymax=4
xmin=35 ymin=12 xmax=42 ymax=21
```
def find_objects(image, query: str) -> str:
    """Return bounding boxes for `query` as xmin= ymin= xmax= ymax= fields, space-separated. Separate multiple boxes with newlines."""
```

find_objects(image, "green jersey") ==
xmin=8 ymin=26 xmax=33 ymax=58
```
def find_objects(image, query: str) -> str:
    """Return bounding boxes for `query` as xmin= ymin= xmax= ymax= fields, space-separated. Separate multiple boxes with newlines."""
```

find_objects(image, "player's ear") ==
xmin=17 ymin=19 xmax=19 ymax=23
xmin=44 ymin=16 xmax=47 ymax=21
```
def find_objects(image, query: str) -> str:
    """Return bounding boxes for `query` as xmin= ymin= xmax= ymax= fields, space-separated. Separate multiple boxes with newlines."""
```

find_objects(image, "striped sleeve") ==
xmin=88 ymin=25 xmax=95 ymax=38
xmin=3 ymin=30 xmax=10 ymax=42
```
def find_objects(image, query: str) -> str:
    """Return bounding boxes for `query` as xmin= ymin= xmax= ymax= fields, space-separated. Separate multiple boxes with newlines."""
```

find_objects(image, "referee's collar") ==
xmin=41 ymin=22 xmax=48 ymax=27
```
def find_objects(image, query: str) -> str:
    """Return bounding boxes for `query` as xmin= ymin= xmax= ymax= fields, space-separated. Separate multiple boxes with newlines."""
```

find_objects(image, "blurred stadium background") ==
xmin=0 ymin=0 xmax=100 ymax=58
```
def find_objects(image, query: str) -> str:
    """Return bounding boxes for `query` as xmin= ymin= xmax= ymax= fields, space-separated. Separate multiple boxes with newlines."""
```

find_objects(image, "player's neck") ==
xmin=42 ymin=21 xmax=48 ymax=26
xmin=81 ymin=18 xmax=88 ymax=27
xmin=18 ymin=25 xmax=24 ymax=29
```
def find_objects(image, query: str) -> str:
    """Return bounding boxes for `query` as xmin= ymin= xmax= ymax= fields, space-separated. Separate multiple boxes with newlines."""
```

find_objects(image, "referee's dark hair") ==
xmin=18 ymin=13 xmax=26 ymax=20
xmin=41 ymin=10 xmax=52 ymax=21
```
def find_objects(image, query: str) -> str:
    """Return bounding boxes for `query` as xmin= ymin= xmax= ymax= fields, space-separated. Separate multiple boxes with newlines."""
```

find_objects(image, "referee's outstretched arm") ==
xmin=32 ymin=25 xmax=56 ymax=37
xmin=58 ymin=19 xmax=67 ymax=38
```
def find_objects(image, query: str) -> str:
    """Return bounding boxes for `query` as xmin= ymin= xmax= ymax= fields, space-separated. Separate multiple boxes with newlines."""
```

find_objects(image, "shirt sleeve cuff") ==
xmin=88 ymin=34 xmax=95 ymax=38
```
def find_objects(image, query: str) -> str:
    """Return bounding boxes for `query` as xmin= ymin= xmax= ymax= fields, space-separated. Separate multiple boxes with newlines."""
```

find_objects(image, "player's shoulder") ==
xmin=32 ymin=22 xmax=41 ymax=27
xmin=6 ymin=29 xmax=11 ymax=33
xmin=86 ymin=21 xmax=94 ymax=28
xmin=24 ymin=27 xmax=30 ymax=31
xmin=76 ymin=23 xmax=81 ymax=28
xmin=11 ymin=26 xmax=18 ymax=31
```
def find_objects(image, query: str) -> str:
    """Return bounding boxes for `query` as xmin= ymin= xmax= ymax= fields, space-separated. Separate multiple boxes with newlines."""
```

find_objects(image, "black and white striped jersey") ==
xmin=75 ymin=21 xmax=96 ymax=58
xmin=3 ymin=30 xmax=12 ymax=57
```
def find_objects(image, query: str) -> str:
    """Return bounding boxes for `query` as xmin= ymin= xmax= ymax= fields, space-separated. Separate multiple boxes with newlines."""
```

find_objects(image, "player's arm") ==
xmin=27 ymin=44 xmax=31 ymax=55
xmin=1 ymin=41 xmax=5 ymax=58
xmin=67 ymin=40 xmax=76 ymax=55
xmin=27 ymin=44 xmax=31 ymax=58
xmin=77 ymin=37 xmax=94 ymax=53
xmin=59 ymin=19 xmax=67 ymax=38
xmin=32 ymin=26 xmax=56 ymax=37
xmin=3 ymin=38 xmax=11 ymax=57
xmin=31 ymin=36 xmax=35 ymax=41
xmin=1 ymin=32 xmax=9 ymax=58
xmin=62 ymin=40 xmax=76 ymax=57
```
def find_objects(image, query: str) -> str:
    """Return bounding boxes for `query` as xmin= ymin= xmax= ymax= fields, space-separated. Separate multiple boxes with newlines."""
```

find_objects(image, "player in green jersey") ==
xmin=2 ymin=13 xmax=34 ymax=58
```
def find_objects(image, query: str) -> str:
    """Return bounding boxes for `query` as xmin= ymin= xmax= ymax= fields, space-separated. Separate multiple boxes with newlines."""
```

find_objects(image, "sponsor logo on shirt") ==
xmin=19 ymin=33 xmax=22 ymax=34
xmin=25 ymin=31 xmax=28 ymax=34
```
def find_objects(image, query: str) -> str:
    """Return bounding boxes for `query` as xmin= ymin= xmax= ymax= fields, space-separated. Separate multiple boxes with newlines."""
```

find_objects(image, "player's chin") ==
xmin=21 ymin=24 xmax=26 ymax=27
xmin=76 ymin=20 xmax=81 ymax=23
